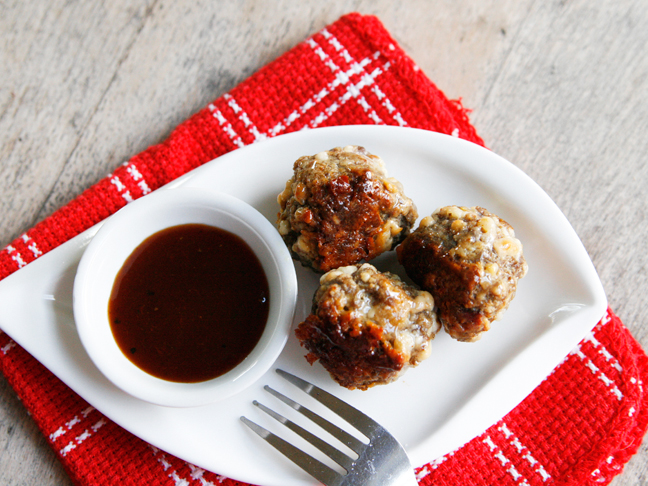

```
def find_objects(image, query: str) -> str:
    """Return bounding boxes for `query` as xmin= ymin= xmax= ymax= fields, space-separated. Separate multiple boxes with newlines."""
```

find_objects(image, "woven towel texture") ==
xmin=1 ymin=13 xmax=646 ymax=486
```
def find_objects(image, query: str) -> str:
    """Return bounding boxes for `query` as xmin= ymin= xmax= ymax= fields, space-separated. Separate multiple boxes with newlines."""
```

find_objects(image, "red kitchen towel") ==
xmin=1 ymin=12 xmax=646 ymax=486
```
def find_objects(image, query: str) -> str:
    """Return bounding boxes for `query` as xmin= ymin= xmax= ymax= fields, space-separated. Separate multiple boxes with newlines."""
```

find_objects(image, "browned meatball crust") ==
xmin=397 ymin=206 xmax=528 ymax=342
xmin=295 ymin=263 xmax=440 ymax=390
xmin=277 ymin=146 xmax=417 ymax=273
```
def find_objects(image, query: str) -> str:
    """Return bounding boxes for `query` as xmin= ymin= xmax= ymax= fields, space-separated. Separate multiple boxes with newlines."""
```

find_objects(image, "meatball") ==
xmin=397 ymin=206 xmax=528 ymax=342
xmin=277 ymin=146 xmax=417 ymax=273
xmin=295 ymin=263 xmax=440 ymax=390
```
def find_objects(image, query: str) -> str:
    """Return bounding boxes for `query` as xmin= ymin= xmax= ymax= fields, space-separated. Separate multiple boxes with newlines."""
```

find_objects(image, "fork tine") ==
xmin=240 ymin=416 xmax=342 ymax=486
xmin=253 ymin=399 xmax=354 ymax=471
xmin=264 ymin=385 xmax=365 ymax=453
xmin=276 ymin=369 xmax=381 ymax=437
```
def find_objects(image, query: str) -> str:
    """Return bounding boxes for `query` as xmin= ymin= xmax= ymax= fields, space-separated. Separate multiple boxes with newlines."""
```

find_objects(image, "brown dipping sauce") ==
xmin=108 ymin=223 xmax=269 ymax=383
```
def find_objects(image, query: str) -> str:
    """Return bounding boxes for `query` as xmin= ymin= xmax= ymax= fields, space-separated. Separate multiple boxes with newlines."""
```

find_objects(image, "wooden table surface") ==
xmin=2 ymin=1 xmax=647 ymax=484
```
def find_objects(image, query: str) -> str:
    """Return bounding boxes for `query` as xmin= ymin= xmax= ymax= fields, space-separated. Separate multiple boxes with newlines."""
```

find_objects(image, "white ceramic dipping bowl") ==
xmin=73 ymin=187 xmax=298 ymax=407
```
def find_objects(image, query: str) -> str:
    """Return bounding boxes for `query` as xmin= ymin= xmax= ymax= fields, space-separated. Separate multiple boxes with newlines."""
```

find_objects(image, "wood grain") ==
xmin=1 ymin=0 xmax=647 ymax=484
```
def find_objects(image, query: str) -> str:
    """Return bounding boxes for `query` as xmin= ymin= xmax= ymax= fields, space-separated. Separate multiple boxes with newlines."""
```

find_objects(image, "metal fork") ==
xmin=241 ymin=369 xmax=418 ymax=486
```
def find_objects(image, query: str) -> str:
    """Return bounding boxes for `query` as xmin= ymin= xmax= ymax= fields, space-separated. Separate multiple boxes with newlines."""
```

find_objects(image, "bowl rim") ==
xmin=73 ymin=187 xmax=297 ymax=407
